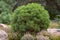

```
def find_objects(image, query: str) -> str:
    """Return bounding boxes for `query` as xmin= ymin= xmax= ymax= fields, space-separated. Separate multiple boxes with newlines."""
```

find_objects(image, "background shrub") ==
xmin=0 ymin=1 xmax=12 ymax=24
xmin=11 ymin=3 xmax=50 ymax=33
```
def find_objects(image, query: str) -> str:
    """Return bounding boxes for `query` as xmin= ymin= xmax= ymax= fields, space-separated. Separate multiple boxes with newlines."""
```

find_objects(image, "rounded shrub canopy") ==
xmin=11 ymin=3 xmax=50 ymax=33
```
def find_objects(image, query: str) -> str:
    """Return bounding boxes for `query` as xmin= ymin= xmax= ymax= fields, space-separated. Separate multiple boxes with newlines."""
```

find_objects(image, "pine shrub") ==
xmin=11 ymin=3 xmax=50 ymax=33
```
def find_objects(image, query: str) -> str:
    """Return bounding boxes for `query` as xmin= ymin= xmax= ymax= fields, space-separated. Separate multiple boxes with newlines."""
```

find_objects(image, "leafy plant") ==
xmin=11 ymin=3 xmax=50 ymax=33
xmin=0 ymin=1 xmax=11 ymax=24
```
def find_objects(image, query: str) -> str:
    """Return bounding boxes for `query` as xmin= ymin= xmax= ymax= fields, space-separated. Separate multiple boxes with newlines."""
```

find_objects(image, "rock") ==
xmin=0 ymin=24 xmax=7 ymax=28
xmin=0 ymin=30 xmax=8 ymax=40
xmin=47 ymin=28 xmax=57 ymax=34
xmin=49 ymin=32 xmax=60 ymax=40
xmin=21 ymin=33 xmax=34 ymax=40
xmin=47 ymin=29 xmax=60 ymax=40
xmin=0 ymin=24 xmax=11 ymax=33
xmin=36 ymin=35 xmax=50 ymax=40
xmin=47 ymin=28 xmax=60 ymax=35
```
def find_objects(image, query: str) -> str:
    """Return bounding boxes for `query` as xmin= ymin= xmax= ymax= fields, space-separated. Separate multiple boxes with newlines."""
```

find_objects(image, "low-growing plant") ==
xmin=21 ymin=33 xmax=34 ymax=40
xmin=49 ymin=35 xmax=60 ymax=40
